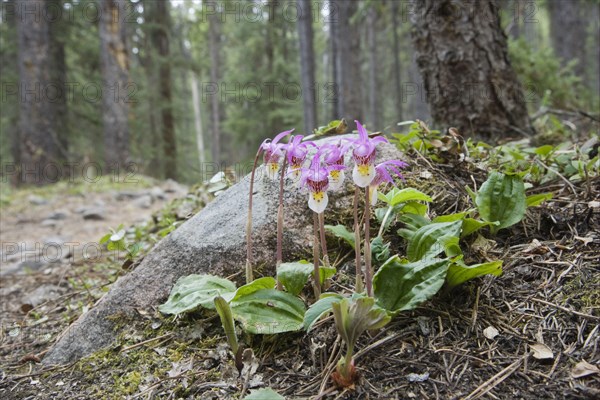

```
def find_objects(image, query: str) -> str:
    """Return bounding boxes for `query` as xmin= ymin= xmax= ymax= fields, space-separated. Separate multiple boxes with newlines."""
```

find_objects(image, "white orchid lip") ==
xmin=308 ymin=191 xmax=328 ymax=214
xmin=352 ymin=164 xmax=375 ymax=188
xmin=266 ymin=162 xmax=280 ymax=180
xmin=369 ymin=185 xmax=379 ymax=205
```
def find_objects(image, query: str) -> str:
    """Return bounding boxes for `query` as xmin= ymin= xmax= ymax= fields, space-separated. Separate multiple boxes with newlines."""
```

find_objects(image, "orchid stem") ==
xmin=318 ymin=212 xmax=330 ymax=268
xmin=312 ymin=212 xmax=321 ymax=299
xmin=276 ymin=147 xmax=289 ymax=291
xmin=245 ymin=147 xmax=262 ymax=284
xmin=364 ymin=186 xmax=373 ymax=297
xmin=353 ymin=188 xmax=363 ymax=293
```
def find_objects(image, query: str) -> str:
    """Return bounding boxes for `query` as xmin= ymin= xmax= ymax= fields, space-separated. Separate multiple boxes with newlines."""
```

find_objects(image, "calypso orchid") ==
xmin=300 ymin=151 xmax=345 ymax=214
xmin=368 ymin=160 xmax=409 ymax=204
xmin=261 ymin=129 xmax=294 ymax=180
xmin=286 ymin=135 xmax=316 ymax=186
xmin=322 ymin=141 xmax=349 ymax=191
xmin=347 ymin=121 xmax=388 ymax=187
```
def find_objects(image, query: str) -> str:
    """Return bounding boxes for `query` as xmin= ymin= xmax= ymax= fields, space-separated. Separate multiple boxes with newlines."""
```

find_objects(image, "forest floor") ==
xmin=0 ymin=142 xmax=599 ymax=400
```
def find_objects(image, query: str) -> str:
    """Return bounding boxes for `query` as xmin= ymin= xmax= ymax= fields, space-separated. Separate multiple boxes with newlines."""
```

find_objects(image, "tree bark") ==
xmin=329 ymin=10 xmax=340 ymax=120
xmin=331 ymin=0 xmax=363 ymax=129
xmin=547 ymin=0 xmax=587 ymax=79
xmin=208 ymin=8 xmax=222 ymax=166
xmin=297 ymin=0 xmax=317 ymax=132
xmin=15 ymin=0 xmax=61 ymax=185
xmin=154 ymin=0 xmax=177 ymax=179
xmin=410 ymin=0 xmax=533 ymax=139
xmin=391 ymin=0 xmax=403 ymax=121
xmin=367 ymin=6 xmax=381 ymax=129
xmin=99 ymin=0 xmax=130 ymax=170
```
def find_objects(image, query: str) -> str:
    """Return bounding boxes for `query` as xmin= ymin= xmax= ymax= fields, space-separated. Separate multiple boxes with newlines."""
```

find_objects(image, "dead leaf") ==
xmin=483 ymin=326 xmax=499 ymax=340
xmin=572 ymin=360 xmax=600 ymax=378
xmin=530 ymin=343 xmax=554 ymax=360
xmin=524 ymin=239 xmax=549 ymax=254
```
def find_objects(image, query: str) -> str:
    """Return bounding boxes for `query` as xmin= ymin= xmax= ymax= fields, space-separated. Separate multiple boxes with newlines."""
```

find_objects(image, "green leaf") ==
xmin=243 ymin=388 xmax=285 ymax=400
xmin=438 ymin=235 xmax=462 ymax=258
xmin=526 ymin=193 xmax=553 ymax=207
xmin=397 ymin=214 xmax=431 ymax=241
xmin=231 ymin=289 xmax=306 ymax=334
xmin=325 ymin=224 xmax=355 ymax=249
xmin=462 ymin=218 xmax=497 ymax=237
xmin=158 ymin=275 xmax=237 ymax=315
xmin=379 ymin=187 xmax=432 ymax=207
xmin=406 ymin=221 xmax=462 ymax=261
xmin=446 ymin=260 xmax=503 ymax=288
xmin=214 ymin=296 xmax=238 ymax=354
xmin=303 ymin=293 xmax=344 ymax=331
xmin=319 ymin=266 xmax=337 ymax=285
xmin=230 ymin=277 xmax=276 ymax=302
xmin=475 ymin=172 xmax=526 ymax=234
xmin=277 ymin=261 xmax=313 ymax=296
xmin=401 ymin=201 xmax=428 ymax=216
xmin=371 ymin=237 xmax=391 ymax=264
xmin=373 ymin=257 xmax=450 ymax=313
xmin=432 ymin=212 xmax=468 ymax=223
xmin=99 ymin=233 xmax=111 ymax=245
xmin=332 ymin=297 xmax=390 ymax=355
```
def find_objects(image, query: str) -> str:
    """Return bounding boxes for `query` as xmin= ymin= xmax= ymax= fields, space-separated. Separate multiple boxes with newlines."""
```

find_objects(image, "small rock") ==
xmin=27 ymin=195 xmax=48 ymax=205
xmin=163 ymin=178 xmax=187 ymax=194
xmin=41 ymin=219 xmax=58 ymax=227
xmin=150 ymin=187 xmax=166 ymax=200
xmin=407 ymin=372 xmax=429 ymax=382
xmin=133 ymin=195 xmax=153 ymax=209
xmin=114 ymin=191 xmax=145 ymax=201
xmin=83 ymin=208 xmax=105 ymax=220
xmin=45 ymin=210 xmax=68 ymax=220
xmin=483 ymin=326 xmax=499 ymax=340
xmin=24 ymin=284 xmax=66 ymax=307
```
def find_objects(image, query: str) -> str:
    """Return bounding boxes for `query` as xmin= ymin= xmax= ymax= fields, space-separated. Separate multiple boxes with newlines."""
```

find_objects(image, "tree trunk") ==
xmin=410 ymin=0 xmax=533 ymax=139
xmin=15 ymin=0 xmax=61 ymax=185
xmin=329 ymin=11 xmax=340 ymax=120
xmin=154 ymin=0 xmax=177 ymax=179
xmin=99 ymin=0 xmax=130 ymax=170
xmin=208 ymin=9 xmax=222 ymax=166
xmin=141 ymin=0 xmax=162 ymax=177
xmin=367 ymin=6 xmax=381 ymax=129
xmin=547 ymin=0 xmax=587 ymax=79
xmin=391 ymin=0 xmax=403 ymax=122
xmin=297 ymin=0 xmax=317 ymax=132
xmin=332 ymin=0 xmax=363 ymax=129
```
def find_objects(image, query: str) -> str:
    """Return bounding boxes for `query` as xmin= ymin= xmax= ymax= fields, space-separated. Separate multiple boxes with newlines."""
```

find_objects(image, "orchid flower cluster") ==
xmin=247 ymin=120 xmax=408 ymax=297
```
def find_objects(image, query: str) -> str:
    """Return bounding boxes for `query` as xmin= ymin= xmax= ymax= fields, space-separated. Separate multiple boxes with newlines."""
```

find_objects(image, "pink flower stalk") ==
xmin=347 ymin=121 xmax=388 ymax=187
xmin=369 ymin=160 xmax=409 ymax=204
xmin=261 ymin=129 xmax=294 ymax=180
xmin=322 ymin=141 xmax=350 ymax=191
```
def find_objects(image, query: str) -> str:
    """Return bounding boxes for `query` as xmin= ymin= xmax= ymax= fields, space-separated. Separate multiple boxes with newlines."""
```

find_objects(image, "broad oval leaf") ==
xmin=230 ymin=277 xmax=276 ymax=302
xmin=446 ymin=260 xmax=503 ymax=288
xmin=324 ymin=224 xmax=355 ymax=249
xmin=526 ymin=193 xmax=553 ymax=207
xmin=231 ymin=289 xmax=306 ymax=334
xmin=406 ymin=220 xmax=462 ymax=261
xmin=277 ymin=261 xmax=313 ymax=296
xmin=159 ymin=274 xmax=236 ymax=315
xmin=373 ymin=257 xmax=450 ymax=313
xmin=379 ymin=187 xmax=432 ymax=206
xmin=475 ymin=172 xmax=526 ymax=233
xmin=303 ymin=293 xmax=344 ymax=331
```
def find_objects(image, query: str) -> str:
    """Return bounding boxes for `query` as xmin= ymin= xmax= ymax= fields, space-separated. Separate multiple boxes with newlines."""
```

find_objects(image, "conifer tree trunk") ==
xmin=547 ymin=0 xmax=588 ymax=80
xmin=297 ymin=0 xmax=317 ymax=132
xmin=367 ymin=6 xmax=381 ymax=129
xmin=208 ymin=8 xmax=222 ymax=166
xmin=99 ymin=0 xmax=130 ymax=169
xmin=154 ymin=0 xmax=177 ymax=179
xmin=410 ymin=0 xmax=533 ymax=138
xmin=331 ymin=0 xmax=363 ymax=129
xmin=391 ymin=0 xmax=403 ymax=121
xmin=15 ymin=0 xmax=61 ymax=184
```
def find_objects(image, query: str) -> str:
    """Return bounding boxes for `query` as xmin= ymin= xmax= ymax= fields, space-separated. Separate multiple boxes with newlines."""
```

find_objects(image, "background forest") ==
xmin=1 ymin=0 xmax=598 ymax=185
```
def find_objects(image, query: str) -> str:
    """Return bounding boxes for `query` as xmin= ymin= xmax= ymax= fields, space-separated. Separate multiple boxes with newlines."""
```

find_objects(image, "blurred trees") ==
xmin=2 ymin=0 xmax=598 ymax=185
